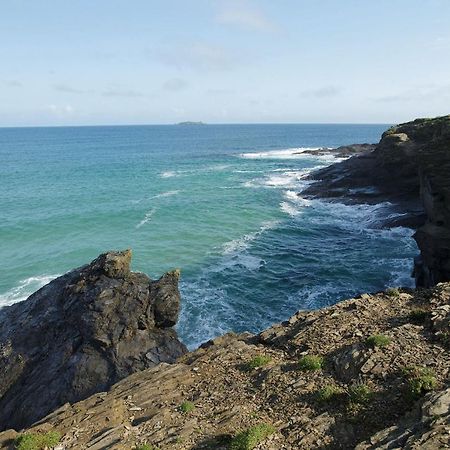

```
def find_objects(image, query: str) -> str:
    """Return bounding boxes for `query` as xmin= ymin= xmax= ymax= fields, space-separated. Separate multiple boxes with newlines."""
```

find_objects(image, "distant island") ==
xmin=176 ymin=121 xmax=206 ymax=126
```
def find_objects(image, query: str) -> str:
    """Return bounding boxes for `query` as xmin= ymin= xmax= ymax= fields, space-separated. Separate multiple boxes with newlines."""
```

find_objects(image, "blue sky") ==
xmin=1 ymin=0 xmax=449 ymax=126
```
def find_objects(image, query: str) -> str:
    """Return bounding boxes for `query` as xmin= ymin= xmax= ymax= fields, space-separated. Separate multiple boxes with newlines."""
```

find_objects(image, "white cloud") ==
xmin=216 ymin=1 xmax=277 ymax=32
xmin=45 ymin=104 xmax=74 ymax=115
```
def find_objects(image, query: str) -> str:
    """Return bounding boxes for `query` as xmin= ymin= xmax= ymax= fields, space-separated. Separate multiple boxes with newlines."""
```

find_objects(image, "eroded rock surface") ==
xmin=0 ymin=250 xmax=187 ymax=432
xmin=1 ymin=283 xmax=448 ymax=449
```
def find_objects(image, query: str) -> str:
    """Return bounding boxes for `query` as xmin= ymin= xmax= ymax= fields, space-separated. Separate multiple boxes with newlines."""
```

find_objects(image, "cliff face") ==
xmin=304 ymin=115 xmax=450 ymax=287
xmin=1 ymin=283 xmax=448 ymax=449
xmin=0 ymin=250 xmax=187 ymax=432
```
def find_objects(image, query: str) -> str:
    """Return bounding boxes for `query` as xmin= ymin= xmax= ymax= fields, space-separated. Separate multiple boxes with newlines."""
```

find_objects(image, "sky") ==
xmin=1 ymin=0 xmax=450 ymax=126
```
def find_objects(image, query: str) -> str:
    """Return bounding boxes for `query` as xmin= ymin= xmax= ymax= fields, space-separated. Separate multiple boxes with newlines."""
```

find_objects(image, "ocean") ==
xmin=0 ymin=124 xmax=417 ymax=348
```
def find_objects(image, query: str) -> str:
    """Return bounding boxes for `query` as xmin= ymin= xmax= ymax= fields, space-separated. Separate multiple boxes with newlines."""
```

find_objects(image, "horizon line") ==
xmin=0 ymin=121 xmax=394 ymax=130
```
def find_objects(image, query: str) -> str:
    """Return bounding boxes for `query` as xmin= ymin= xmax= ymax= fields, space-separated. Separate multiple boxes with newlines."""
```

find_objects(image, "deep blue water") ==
xmin=0 ymin=124 xmax=417 ymax=348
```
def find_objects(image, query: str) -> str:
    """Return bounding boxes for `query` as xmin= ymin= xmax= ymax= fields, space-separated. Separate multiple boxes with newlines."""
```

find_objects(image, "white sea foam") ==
xmin=280 ymin=201 xmax=301 ymax=217
xmin=160 ymin=164 xmax=230 ymax=179
xmin=0 ymin=274 xmax=59 ymax=308
xmin=152 ymin=190 xmax=180 ymax=199
xmin=239 ymin=147 xmax=321 ymax=160
xmin=222 ymin=220 xmax=280 ymax=254
xmin=131 ymin=190 xmax=181 ymax=204
xmin=136 ymin=208 xmax=156 ymax=228
xmin=160 ymin=170 xmax=177 ymax=178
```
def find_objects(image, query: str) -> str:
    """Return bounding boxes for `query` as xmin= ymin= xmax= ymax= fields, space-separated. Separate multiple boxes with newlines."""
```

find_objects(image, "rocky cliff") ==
xmin=0 ymin=250 xmax=187 ymax=432
xmin=1 ymin=283 xmax=448 ymax=449
xmin=304 ymin=115 xmax=450 ymax=287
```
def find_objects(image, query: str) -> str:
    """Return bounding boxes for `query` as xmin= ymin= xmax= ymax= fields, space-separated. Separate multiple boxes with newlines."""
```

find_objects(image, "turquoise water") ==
xmin=0 ymin=124 xmax=417 ymax=348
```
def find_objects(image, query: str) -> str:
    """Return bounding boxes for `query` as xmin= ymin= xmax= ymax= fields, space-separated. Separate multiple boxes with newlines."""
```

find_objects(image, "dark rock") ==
xmin=302 ymin=115 xmax=450 ymax=287
xmin=0 ymin=250 xmax=187 ymax=432
xmin=295 ymin=143 xmax=376 ymax=158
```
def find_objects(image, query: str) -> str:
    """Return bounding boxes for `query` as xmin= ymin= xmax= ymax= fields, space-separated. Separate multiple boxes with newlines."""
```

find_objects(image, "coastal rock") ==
xmin=1 ymin=283 xmax=449 ymax=449
xmin=0 ymin=250 xmax=187 ymax=432
xmin=303 ymin=115 xmax=450 ymax=286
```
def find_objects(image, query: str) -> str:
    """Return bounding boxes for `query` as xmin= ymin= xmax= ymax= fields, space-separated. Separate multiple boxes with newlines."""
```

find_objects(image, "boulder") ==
xmin=0 ymin=250 xmax=187 ymax=432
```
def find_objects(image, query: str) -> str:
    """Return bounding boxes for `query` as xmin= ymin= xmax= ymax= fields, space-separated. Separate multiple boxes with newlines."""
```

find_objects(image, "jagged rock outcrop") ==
xmin=0 ymin=250 xmax=187 ymax=432
xmin=303 ymin=115 xmax=450 ymax=286
xmin=1 ymin=283 xmax=448 ymax=449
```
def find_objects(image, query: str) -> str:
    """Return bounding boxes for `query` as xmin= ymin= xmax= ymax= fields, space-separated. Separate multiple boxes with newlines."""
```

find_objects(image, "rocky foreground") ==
xmin=0 ymin=250 xmax=186 ymax=433
xmin=1 ymin=282 xmax=449 ymax=449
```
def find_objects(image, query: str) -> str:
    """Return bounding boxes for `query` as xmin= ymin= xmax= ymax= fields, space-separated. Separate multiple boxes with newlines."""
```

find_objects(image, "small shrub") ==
xmin=317 ymin=384 xmax=342 ymax=403
xmin=386 ymin=287 xmax=400 ymax=297
xmin=246 ymin=355 xmax=272 ymax=370
xmin=403 ymin=366 xmax=437 ymax=398
xmin=298 ymin=355 xmax=324 ymax=371
xmin=135 ymin=445 xmax=157 ymax=450
xmin=408 ymin=309 xmax=429 ymax=324
xmin=179 ymin=401 xmax=195 ymax=413
xmin=366 ymin=334 xmax=391 ymax=348
xmin=348 ymin=384 xmax=373 ymax=404
xmin=230 ymin=423 xmax=276 ymax=450
xmin=14 ymin=431 xmax=61 ymax=450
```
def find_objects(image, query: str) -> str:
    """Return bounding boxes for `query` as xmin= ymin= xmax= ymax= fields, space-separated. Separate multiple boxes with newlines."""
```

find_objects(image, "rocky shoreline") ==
xmin=302 ymin=115 xmax=450 ymax=287
xmin=0 ymin=115 xmax=449 ymax=449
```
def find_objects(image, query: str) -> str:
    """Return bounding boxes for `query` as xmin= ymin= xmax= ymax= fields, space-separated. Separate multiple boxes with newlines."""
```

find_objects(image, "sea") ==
xmin=0 ymin=124 xmax=418 ymax=349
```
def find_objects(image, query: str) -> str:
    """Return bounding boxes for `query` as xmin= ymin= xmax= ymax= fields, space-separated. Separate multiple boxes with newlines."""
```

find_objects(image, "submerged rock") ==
xmin=0 ymin=250 xmax=187 ymax=432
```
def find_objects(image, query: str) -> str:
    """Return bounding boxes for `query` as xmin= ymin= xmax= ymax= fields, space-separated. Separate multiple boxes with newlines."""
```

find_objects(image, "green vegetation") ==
xmin=246 ymin=355 xmax=272 ymax=370
xmin=179 ymin=401 xmax=195 ymax=413
xmin=134 ymin=445 xmax=157 ymax=450
xmin=298 ymin=355 xmax=324 ymax=371
xmin=366 ymin=334 xmax=391 ymax=348
xmin=386 ymin=287 xmax=400 ymax=297
xmin=408 ymin=309 xmax=429 ymax=324
xmin=403 ymin=366 xmax=437 ymax=398
xmin=317 ymin=384 xmax=342 ymax=403
xmin=14 ymin=431 xmax=61 ymax=450
xmin=348 ymin=384 xmax=373 ymax=404
xmin=230 ymin=423 xmax=276 ymax=450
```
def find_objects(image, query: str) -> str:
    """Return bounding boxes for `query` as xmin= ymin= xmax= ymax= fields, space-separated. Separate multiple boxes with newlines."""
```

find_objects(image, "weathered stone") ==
xmin=0 ymin=250 xmax=187 ymax=432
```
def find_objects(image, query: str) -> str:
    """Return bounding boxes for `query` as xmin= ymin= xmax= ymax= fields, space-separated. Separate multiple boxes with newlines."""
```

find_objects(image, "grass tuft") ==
xmin=317 ymin=384 xmax=342 ymax=403
xmin=408 ymin=309 xmax=429 ymax=324
xmin=348 ymin=384 xmax=373 ymax=404
xmin=386 ymin=287 xmax=400 ymax=297
xmin=14 ymin=431 xmax=61 ymax=450
xmin=179 ymin=401 xmax=195 ymax=414
xmin=230 ymin=423 xmax=276 ymax=450
xmin=246 ymin=355 xmax=272 ymax=370
xmin=366 ymin=334 xmax=391 ymax=348
xmin=403 ymin=366 xmax=437 ymax=398
xmin=298 ymin=355 xmax=324 ymax=371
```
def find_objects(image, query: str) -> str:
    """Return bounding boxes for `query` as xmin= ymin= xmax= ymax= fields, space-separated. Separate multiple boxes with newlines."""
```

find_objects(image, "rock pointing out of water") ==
xmin=0 ymin=250 xmax=187 ymax=432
